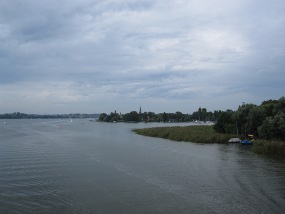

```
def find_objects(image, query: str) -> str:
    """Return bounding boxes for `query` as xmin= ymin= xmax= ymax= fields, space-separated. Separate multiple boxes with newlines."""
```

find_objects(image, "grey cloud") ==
xmin=0 ymin=0 xmax=285 ymax=113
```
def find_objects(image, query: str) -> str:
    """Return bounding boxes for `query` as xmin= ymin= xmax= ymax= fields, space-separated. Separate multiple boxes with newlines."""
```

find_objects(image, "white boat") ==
xmin=228 ymin=138 xmax=241 ymax=143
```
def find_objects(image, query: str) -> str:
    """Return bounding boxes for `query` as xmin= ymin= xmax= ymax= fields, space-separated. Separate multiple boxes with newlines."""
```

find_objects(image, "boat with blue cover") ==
xmin=240 ymin=140 xmax=253 ymax=145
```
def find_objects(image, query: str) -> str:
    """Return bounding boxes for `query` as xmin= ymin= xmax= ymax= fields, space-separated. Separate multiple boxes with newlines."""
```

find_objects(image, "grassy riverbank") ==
xmin=253 ymin=140 xmax=285 ymax=155
xmin=133 ymin=125 xmax=285 ymax=155
xmin=133 ymin=125 xmax=235 ymax=144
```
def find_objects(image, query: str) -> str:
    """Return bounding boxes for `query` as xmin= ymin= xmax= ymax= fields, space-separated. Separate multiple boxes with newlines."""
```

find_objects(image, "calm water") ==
xmin=0 ymin=119 xmax=285 ymax=213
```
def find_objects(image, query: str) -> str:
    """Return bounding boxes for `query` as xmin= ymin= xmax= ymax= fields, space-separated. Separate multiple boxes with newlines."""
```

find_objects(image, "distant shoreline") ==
xmin=0 ymin=113 xmax=99 ymax=119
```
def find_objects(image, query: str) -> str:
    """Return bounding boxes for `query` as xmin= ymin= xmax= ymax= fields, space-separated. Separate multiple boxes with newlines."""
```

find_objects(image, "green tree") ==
xmin=235 ymin=103 xmax=256 ymax=137
xmin=123 ymin=111 xmax=140 ymax=122
xmin=162 ymin=112 xmax=168 ymax=122
xmin=273 ymin=97 xmax=285 ymax=115
xmin=246 ymin=106 xmax=266 ymax=136
xmin=201 ymin=108 xmax=207 ymax=122
xmin=142 ymin=112 xmax=148 ymax=121
xmin=213 ymin=110 xmax=235 ymax=134
xmin=260 ymin=99 xmax=278 ymax=117
xmin=99 ymin=113 xmax=107 ymax=121
xmin=198 ymin=107 xmax=202 ymax=121
xmin=258 ymin=113 xmax=285 ymax=140
xmin=175 ymin=111 xmax=183 ymax=122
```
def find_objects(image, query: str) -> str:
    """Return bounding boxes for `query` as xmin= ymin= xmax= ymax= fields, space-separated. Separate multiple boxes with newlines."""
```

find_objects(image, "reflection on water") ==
xmin=0 ymin=119 xmax=285 ymax=213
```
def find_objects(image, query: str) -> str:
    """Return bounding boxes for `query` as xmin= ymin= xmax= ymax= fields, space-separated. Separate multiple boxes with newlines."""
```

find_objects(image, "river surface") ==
xmin=0 ymin=119 xmax=285 ymax=213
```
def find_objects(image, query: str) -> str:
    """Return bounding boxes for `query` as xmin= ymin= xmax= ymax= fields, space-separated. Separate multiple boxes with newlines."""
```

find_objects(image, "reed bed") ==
xmin=133 ymin=125 xmax=235 ymax=144
xmin=253 ymin=140 xmax=285 ymax=155
xmin=133 ymin=125 xmax=285 ymax=155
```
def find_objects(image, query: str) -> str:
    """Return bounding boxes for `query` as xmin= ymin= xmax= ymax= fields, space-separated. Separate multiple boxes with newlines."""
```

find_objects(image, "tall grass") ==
xmin=253 ymin=140 xmax=285 ymax=155
xmin=133 ymin=125 xmax=235 ymax=144
xmin=133 ymin=125 xmax=285 ymax=155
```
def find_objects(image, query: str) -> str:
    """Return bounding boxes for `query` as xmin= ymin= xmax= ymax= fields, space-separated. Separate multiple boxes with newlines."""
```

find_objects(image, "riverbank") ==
xmin=133 ymin=125 xmax=285 ymax=155
xmin=253 ymin=140 xmax=285 ymax=155
xmin=133 ymin=125 xmax=235 ymax=144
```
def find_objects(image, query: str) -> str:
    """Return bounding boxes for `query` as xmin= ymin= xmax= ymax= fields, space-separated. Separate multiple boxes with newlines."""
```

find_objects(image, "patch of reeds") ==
xmin=252 ymin=140 xmax=285 ymax=155
xmin=133 ymin=125 xmax=235 ymax=144
xmin=133 ymin=125 xmax=285 ymax=155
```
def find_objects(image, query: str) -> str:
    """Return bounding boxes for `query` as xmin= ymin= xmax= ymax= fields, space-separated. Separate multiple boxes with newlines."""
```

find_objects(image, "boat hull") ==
xmin=240 ymin=140 xmax=253 ymax=145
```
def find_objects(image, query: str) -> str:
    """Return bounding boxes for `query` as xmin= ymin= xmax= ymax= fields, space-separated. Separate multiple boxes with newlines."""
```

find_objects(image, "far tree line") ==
xmin=99 ymin=108 xmax=224 ymax=123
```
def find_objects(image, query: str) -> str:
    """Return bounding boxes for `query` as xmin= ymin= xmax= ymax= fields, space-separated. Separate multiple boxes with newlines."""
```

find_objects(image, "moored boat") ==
xmin=240 ymin=140 xmax=253 ymax=145
xmin=228 ymin=138 xmax=241 ymax=143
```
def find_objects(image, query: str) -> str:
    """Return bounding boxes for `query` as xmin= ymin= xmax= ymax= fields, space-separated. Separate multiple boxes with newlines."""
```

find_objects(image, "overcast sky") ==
xmin=0 ymin=0 xmax=284 ymax=114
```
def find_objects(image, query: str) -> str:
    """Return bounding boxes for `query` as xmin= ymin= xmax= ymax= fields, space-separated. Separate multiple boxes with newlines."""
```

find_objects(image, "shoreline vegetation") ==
xmin=133 ymin=125 xmax=235 ymax=144
xmin=135 ymin=96 xmax=285 ymax=155
xmin=133 ymin=125 xmax=285 ymax=155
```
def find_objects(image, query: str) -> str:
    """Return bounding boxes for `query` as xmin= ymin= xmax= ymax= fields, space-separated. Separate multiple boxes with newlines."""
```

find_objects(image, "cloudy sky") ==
xmin=0 ymin=0 xmax=284 ymax=114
